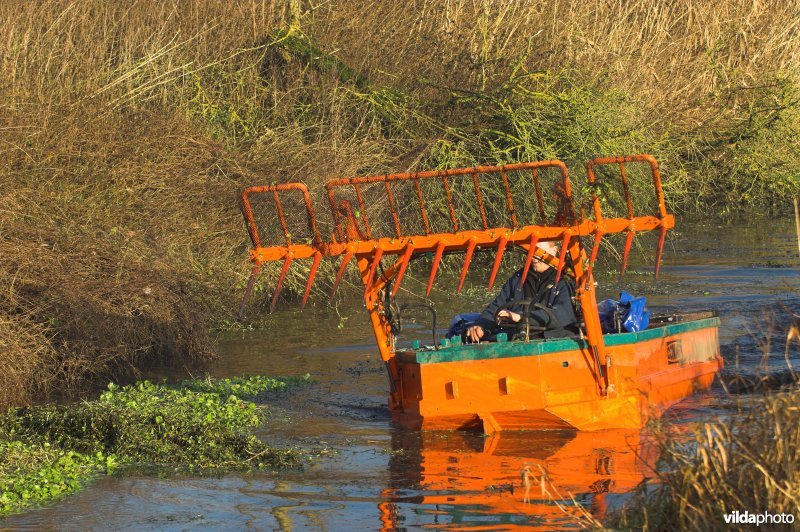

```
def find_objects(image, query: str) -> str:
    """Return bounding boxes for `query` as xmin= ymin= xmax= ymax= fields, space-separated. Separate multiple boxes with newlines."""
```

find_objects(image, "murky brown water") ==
xmin=4 ymin=217 xmax=799 ymax=530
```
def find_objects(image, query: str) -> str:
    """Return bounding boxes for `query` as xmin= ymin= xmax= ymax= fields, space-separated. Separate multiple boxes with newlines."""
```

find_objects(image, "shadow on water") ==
xmin=5 ymin=217 xmax=800 ymax=530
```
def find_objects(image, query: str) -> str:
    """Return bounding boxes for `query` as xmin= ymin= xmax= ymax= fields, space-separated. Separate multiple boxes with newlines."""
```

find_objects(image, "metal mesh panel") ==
xmin=324 ymin=162 xmax=573 ymax=242
xmin=392 ymin=179 xmax=432 ymax=236
xmin=587 ymin=158 xmax=662 ymax=221
xmin=242 ymin=186 xmax=319 ymax=248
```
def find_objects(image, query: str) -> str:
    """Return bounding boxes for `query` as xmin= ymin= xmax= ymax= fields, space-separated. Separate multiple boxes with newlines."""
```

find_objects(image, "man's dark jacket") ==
xmin=472 ymin=266 xmax=579 ymax=339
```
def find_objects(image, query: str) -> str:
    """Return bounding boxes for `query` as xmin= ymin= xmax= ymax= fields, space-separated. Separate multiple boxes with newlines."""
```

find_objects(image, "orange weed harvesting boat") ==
xmin=238 ymin=154 xmax=723 ymax=433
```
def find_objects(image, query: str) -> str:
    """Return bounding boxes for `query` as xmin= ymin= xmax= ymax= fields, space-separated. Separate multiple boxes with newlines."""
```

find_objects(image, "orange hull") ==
xmin=394 ymin=317 xmax=722 ymax=432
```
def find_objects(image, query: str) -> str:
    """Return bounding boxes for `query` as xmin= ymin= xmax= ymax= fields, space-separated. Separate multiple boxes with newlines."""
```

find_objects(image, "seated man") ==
xmin=454 ymin=241 xmax=580 ymax=343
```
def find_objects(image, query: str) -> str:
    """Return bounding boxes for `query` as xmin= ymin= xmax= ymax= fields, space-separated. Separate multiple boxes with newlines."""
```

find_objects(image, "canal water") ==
xmin=4 ymin=218 xmax=800 ymax=530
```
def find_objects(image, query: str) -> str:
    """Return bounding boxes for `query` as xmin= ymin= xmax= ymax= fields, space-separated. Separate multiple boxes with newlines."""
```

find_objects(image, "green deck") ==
xmin=406 ymin=317 xmax=720 ymax=365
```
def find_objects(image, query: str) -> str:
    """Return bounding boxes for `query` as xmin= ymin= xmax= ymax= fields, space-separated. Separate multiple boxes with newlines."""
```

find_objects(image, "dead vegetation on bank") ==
xmin=589 ymin=316 xmax=800 ymax=530
xmin=1 ymin=0 xmax=799 ymax=407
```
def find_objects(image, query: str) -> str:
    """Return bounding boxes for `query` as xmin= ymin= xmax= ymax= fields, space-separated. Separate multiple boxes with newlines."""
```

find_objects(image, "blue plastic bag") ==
xmin=597 ymin=291 xmax=650 ymax=333
xmin=619 ymin=290 xmax=649 ymax=332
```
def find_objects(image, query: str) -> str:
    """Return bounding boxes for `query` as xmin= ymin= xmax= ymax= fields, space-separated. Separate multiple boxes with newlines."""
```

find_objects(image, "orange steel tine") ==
xmin=648 ymin=158 xmax=669 ymax=277
xmin=325 ymin=184 xmax=345 ymax=243
xmin=240 ymin=195 xmax=262 ymax=249
xmin=487 ymin=234 xmax=509 ymax=290
xmin=364 ymin=246 xmax=385 ymax=295
xmin=618 ymin=162 xmax=635 ymax=218
xmin=471 ymin=172 xmax=489 ymax=230
xmin=586 ymin=157 xmax=624 ymax=284
xmin=519 ymin=233 xmax=540 ymax=287
xmin=384 ymin=181 xmax=402 ymax=237
xmin=426 ymin=241 xmax=447 ymax=297
xmin=584 ymin=229 xmax=604 ymax=290
xmin=618 ymin=162 xmax=635 ymax=278
xmin=413 ymin=178 xmax=431 ymax=235
xmin=301 ymin=251 xmax=323 ymax=309
xmin=457 ymin=239 xmax=478 ymax=293
xmin=620 ymin=230 xmax=635 ymax=278
xmin=270 ymin=255 xmax=292 ymax=313
xmin=391 ymin=245 xmax=415 ymax=298
xmin=585 ymin=160 xmax=606 ymax=227
xmin=272 ymin=189 xmax=291 ymax=246
xmin=654 ymin=224 xmax=667 ymax=278
xmin=552 ymin=232 xmax=572 ymax=286
xmin=647 ymin=156 xmax=669 ymax=219
xmin=331 ymin=250 xmax=354 ymax=299
xmin=500 ymin=168 xmax=518 ymax=228
xmin=238 ymin=262 xmax=262 ymax=319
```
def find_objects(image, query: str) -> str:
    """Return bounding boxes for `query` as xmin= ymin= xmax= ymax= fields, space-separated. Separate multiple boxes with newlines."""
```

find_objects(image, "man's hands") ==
xmin=466 ymin=325 xmax=484 ymax=343
xmin=496 ymin=310 xmax=521 ymax=323
xmin=466 ymin=311 xmax=521 ymax=343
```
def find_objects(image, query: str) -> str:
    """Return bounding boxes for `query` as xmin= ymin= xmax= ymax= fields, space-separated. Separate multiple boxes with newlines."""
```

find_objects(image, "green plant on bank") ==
xmin=428 ymin=70 xmax=652 ymax=167
xmin=421 ymin=69 xmax=665 ymax=227
xmin=0 ymin=376 xmax=307 ymax=516
xmin=683 ymin=75 xmax=800 ymax=214
xmin=261 ymin=27 xmax=433 ymax=140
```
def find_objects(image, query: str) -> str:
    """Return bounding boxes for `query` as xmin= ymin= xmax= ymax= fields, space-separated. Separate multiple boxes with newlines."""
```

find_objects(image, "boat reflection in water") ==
xmin=380 ymin=428 xmax=656 ymax=530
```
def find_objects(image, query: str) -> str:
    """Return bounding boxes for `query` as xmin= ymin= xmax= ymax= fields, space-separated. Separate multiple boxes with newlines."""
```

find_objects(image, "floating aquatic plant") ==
xmin=0 ymin=376 xmax=307 ymax=516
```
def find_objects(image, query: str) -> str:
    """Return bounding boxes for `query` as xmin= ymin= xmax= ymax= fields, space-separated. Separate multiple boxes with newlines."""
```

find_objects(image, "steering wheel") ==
xmin=494 ymin=298 xmax=555 ymax=340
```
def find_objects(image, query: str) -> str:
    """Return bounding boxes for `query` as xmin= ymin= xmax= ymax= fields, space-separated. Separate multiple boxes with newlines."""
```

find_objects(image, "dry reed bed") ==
xmin=1 ymin=0 xmax=799 ymax=406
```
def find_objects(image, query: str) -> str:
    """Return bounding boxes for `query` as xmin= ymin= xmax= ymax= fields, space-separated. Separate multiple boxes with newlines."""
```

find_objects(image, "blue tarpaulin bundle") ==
xmin=597 ymin=291 xmax=650 ymax=333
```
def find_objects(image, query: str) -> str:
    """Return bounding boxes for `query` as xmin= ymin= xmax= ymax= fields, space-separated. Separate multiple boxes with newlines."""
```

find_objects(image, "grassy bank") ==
xmin=0 ymin=375 xmax=304 ymax=516
xmin=1 ymin=0 xmax=799 ymax=405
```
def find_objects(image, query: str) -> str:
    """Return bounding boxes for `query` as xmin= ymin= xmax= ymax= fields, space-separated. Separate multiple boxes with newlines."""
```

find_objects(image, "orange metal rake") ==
xmin=585 ymin=154 xmax=671 ymax=283
xmin=238 ymin=183 xmax=322 ymax=315
xmin=239 ymin=160 xmax=575 ymax=313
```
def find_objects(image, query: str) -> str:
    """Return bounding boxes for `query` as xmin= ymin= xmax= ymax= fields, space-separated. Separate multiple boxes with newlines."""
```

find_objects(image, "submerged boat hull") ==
xmin=394 ymin=316 xmax=722 ymax=432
